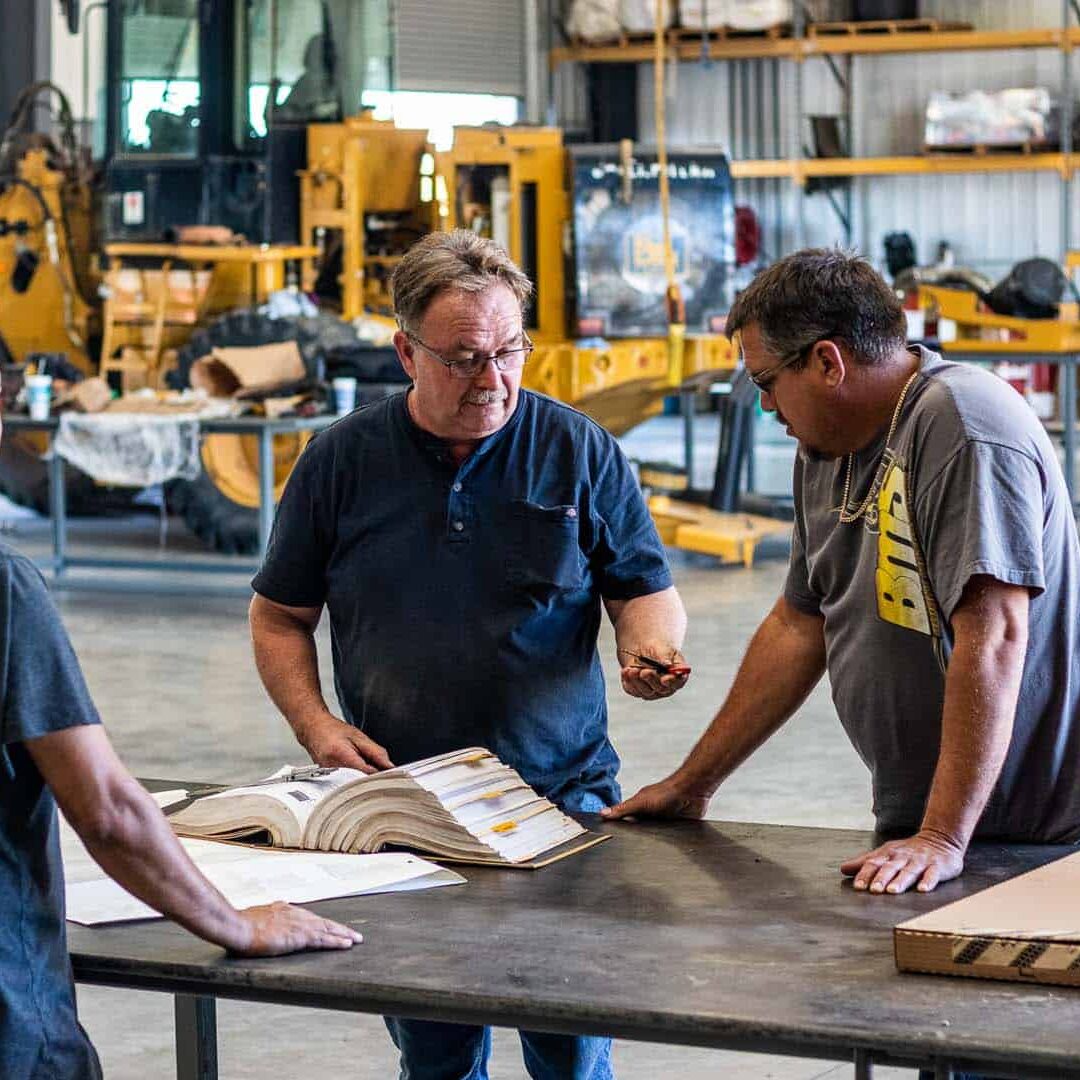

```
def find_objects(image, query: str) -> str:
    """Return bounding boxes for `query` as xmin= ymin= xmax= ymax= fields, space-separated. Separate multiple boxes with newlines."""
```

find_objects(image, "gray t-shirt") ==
xmin=0 ymin=544 xmax=103 ymax=1078
xmin=785 ymin=347 xmax=1080 ymax=842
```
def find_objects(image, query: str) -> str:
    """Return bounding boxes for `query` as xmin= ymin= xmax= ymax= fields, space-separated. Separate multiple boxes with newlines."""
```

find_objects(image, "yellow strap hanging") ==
xmin=653 ymin=0 xmax=685 ymax=389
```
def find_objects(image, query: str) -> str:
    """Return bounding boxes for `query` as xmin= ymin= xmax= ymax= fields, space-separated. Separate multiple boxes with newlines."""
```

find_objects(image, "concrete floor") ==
xmin=1 ymin=414 xmax=921 ymax=1079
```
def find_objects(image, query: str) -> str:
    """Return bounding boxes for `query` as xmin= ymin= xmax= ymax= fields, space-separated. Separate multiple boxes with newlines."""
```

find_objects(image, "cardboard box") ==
xmin=895 ymin=850 xmax=1080 ymax=988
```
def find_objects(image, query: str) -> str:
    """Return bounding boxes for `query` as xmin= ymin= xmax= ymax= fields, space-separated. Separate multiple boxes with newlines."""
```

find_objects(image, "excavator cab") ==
xmin=104 ymin=0 xmax=391 ymax=244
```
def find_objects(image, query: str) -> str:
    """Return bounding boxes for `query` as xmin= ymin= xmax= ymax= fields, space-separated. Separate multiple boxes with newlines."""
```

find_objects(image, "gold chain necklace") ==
xmin=837 ymin=368 xmax=921 ymax=524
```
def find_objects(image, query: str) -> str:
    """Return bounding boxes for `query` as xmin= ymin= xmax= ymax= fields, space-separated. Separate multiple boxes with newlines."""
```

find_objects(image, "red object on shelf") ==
xmin=734 ymin=206 xmax=761 ymax=267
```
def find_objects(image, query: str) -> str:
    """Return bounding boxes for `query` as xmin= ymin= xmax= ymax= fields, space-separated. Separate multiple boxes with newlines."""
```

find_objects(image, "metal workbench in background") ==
xmin=2 ymin=413 xmax=338 ymax=592
xmin=68 ymin=814 xmax=1080 ymax=1080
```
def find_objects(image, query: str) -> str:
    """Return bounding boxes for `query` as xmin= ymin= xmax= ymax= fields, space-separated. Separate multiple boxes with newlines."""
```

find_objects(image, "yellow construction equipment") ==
xmin=2 ymin=94 xmax=753 ymax=558
xmin=0 ymin=147 xmax=98 ymax=373
xmin=430 ymin=125 xmax=734 ymax=435
xmin=918 ymin=284 xmax=1080 ymax=352
xmin=300 ymin=113 xmax=435 ymax=319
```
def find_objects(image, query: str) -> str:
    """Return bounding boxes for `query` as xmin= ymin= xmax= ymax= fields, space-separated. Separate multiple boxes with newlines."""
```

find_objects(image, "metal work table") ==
xmin=67 ymin=816 xmax=1079 ymax=1080
xmin=2 ymin=413 xmax=338 ymax=592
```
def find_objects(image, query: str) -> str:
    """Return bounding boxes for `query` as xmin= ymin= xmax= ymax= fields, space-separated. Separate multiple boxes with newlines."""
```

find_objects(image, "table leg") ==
xmin=48 ymin=440 xmax=67 ymax=579
xmin=1064 ymin=355 xmax=1076 ymax=506
xmin=174 ymin=994 xmax=217 ymax=1080
xmin=257 ymin=426 xmax=275 ymax=557
xmin=681 ymin=389 xmax=695 ymax=483
xmin=853 ymin=1048 xmax=873 ymax=1078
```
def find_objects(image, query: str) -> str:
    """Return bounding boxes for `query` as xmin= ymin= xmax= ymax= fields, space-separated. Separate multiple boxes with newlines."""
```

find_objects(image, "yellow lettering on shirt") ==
xmin=875 ymin=462 xmax=937 ymax=637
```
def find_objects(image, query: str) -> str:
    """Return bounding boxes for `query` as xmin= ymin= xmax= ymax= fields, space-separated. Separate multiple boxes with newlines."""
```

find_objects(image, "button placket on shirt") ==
xmin=447 ymin=463 xmax=474 ymax=542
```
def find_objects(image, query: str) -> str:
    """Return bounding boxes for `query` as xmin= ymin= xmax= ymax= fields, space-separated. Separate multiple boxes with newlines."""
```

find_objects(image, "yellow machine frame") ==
xmin=0 ymin=149 xmax=98 ymax=372
xmin=2 ymin=116 xmax=755 ymax=563
xmin=433 ymin=125 xmax=735 ymax=435
xmin=300 ymin=114 xmax=435 ymax=319
xmin=918 ymin=284 xmax=1080 ymax=353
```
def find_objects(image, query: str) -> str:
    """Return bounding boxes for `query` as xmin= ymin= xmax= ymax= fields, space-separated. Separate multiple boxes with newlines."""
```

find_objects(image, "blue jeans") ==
xmin=384 ymin=1018 xmax=614 ymax=1080
xmin=384 ymin=784 xmax=615 ymax=1079
xmin=918 ymin=1072 xmax=988 ymax=1079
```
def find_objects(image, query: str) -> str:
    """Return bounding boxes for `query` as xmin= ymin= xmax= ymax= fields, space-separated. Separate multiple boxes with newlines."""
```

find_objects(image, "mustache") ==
xmin=464 ymin=388 xmax=508 ymax=405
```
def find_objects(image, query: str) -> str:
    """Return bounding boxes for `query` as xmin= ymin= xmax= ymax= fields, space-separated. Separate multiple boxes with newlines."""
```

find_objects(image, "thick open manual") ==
xmin=895 ymin=849 xmax=1080 ymax=988
xmin=167 ymin=747 xmax=607 ymax=868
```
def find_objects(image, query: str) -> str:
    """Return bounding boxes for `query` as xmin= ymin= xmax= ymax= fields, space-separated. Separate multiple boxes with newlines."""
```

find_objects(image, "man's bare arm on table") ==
xmin=249 ymin=594 xmax=393 ymax=773
xmin=840 ymin=575 xmax=1029 ymax=895
xmin=602 ymin=595 xmax=826 ymax=819
xmin=605 ymin=585 xmax=690 ymax=700
xmin=28 ymin=725 xmax=361 ymax=956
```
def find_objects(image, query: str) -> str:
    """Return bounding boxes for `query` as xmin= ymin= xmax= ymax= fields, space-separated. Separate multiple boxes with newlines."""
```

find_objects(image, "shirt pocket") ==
xmin=506 ymin=499 xmax=585 ymax=591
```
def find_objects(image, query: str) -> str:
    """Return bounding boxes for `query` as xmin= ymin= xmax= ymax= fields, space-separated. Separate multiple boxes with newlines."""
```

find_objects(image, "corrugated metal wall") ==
xmin=627 ymin=0 xmax=1076 ymax=273
xmin=395 ymin=0 xmax=526 ymax=95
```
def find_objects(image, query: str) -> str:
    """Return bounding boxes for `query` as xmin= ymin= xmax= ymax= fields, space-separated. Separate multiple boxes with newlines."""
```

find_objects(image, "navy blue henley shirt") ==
xmin=252 ymin=389 xmax=673 ymax=809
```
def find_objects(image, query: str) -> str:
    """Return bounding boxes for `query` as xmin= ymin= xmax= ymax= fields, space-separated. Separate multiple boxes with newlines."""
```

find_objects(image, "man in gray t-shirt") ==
xmin=604 ymin=248 xmax=1080 ymax=900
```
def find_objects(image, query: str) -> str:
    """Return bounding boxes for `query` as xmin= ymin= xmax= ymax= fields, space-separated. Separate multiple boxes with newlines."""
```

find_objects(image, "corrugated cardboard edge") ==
xmin=895 ymin=928 xmax=1080 ymax=988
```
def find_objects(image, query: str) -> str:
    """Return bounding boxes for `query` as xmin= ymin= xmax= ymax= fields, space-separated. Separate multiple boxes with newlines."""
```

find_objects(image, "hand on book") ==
xmin=600 ymin=775 xmax=711 ymax=822
xmin=297 ymin=713 xmax=394 ymax=774
xmin=229 ymin=901 xmax=363 ymax=957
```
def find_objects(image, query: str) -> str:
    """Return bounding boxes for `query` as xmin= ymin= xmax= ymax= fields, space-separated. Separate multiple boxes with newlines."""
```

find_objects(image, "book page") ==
xmin=484 ymin=808 xmax=587 ymax=862
xmin=194 ymin=767 xmax=363 ymax=833
xmin=413 ymin=763 xmax=511 ymax=798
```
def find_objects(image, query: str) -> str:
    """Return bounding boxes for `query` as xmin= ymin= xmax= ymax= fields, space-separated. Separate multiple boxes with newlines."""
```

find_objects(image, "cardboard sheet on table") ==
xmin=895 ymin=849 xmax=1080 ymax=987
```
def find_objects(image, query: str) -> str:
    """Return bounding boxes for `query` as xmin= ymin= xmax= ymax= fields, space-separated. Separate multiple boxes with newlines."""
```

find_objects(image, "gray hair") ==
xmin=390 ymin=230 xmax=533 ymax=334
xmin=726 ymin=248 xmax=906 ymax=367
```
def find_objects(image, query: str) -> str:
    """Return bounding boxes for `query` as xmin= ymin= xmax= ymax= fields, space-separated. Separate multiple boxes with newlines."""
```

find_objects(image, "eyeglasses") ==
xmin=745 ymin=341 xmax=816 ymax=394
xmin=407 ymin=333 xmax=535 ymax=379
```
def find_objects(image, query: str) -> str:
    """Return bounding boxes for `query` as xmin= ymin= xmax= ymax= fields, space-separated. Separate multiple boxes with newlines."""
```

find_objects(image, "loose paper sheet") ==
xmin=61 ymin=818 xmax=463 ymax=926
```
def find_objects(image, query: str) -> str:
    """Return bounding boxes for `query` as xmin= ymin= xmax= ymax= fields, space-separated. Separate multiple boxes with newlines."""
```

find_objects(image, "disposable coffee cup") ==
xmin=26 ymin=374 xmax=53 ymax=421
xmin=332 ymin=376 xmax=357 ymax=415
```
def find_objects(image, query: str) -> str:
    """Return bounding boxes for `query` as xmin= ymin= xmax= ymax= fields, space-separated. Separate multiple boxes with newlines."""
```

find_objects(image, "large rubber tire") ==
xmin=166 ymin=309 xmax=359 ymax=391
xmin=165 ymin=467 xmax=260 ymax=556
xmin=165 ymin=309 xmax=358 ymax=555
xmin=0 ymin=432 xmax=138 ymax=517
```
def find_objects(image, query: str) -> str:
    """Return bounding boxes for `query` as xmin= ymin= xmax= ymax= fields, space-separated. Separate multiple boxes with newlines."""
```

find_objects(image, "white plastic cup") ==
xmin=332 ymin=376 xmax=357 ymax=415
xmin=26 ymin=374 xmax=53 ymax=420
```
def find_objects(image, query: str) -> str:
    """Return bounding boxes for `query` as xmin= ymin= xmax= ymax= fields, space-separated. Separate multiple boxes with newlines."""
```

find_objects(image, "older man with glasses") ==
xmin=248 ymin=229 xmax=688 ymax=1080
xmin=606 ymin=250 xmax=1080 ymax=1078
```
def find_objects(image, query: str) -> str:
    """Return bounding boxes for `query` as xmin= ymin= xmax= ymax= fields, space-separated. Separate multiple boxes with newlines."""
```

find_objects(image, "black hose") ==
xmin=0 ymin=82 xmax=78 ymax=178
xmin=0 ymin=175 xmax=52 ymax=223
xmin=0 ymin=173 xmax=85 ymax=308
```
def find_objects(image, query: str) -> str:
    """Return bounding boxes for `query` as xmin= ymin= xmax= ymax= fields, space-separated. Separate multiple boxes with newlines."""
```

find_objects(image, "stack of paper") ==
xmin=61 ymin=803 xmax=463 ymax=927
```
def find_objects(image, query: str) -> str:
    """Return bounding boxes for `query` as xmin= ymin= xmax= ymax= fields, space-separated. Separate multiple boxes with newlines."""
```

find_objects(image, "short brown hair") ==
xmin=391 ymin=230 xmax=533 ymax=334
xmin=726 ymin=248 xmax=905 ymax=367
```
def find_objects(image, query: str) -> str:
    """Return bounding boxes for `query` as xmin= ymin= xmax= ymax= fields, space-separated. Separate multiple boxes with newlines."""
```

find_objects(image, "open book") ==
xmin=167 ymin=748 xmax=608 ymax=868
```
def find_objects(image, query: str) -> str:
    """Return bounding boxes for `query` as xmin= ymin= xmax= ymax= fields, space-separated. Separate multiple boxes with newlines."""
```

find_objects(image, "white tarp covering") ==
xmin=52 ymin=412 xmax=213 ymax=487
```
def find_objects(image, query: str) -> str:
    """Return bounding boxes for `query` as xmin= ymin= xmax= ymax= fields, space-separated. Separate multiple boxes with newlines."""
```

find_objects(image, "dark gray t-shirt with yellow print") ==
xmin=785 ymin=347 xmax=1080 ymax=842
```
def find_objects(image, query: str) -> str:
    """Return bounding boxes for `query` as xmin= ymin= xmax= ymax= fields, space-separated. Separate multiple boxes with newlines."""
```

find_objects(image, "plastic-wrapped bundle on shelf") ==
xmin=679 ymin=0 xmax=727 ymax=30
xmin=924 ymin=88 xmax=1055 ymax=151
xmin=565 ymin=0 xmax=621 ymax=42
xmin=619 ymin=0 xmax=674 ymax=34
xmin=726 ymin=0 xmax=793 ymax=32
xmin=680 ymin=0 xmax=795 ymax=32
